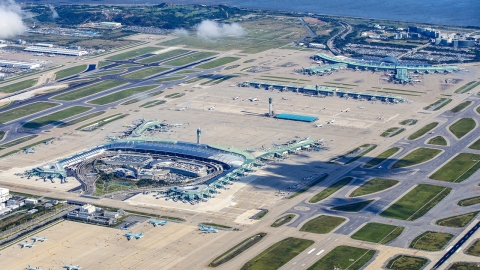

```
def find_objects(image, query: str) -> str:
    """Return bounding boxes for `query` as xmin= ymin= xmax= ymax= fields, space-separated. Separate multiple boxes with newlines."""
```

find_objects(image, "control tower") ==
xmin=268 ymin=97 xmax=273 ymax=116
xmin=197 ymin=128 xmax=201 ymax=144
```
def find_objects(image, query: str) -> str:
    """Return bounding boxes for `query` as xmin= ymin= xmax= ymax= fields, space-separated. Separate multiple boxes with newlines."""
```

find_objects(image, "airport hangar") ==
xmin=26 ymin=137 xmax=317 ymax=201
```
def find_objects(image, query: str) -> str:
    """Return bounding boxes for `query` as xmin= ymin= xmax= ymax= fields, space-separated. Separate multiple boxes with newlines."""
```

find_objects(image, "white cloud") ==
xmin=196 ymin=20 xmax=246 ymax=40
xmin=0 ymin=0 xmax=26 ymax=39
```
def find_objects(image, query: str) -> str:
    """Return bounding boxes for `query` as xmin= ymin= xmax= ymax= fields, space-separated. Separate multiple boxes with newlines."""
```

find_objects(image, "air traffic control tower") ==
xmin=197 ymin=128 xmax=202 ymax=144
xmin=268 ymin=97 xmax=273 ymax=116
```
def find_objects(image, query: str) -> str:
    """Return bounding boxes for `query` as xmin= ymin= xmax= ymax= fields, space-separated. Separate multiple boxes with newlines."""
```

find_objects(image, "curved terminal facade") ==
xmin=26 ymin=137 xmax=319 ymax=201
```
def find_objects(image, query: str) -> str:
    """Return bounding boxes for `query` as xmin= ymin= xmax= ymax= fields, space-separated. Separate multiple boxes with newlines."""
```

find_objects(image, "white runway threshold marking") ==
xmin=308 ymin=248 xmax=316 ymax=254
xmin=316 ymin=250 xmax=325 ymax=255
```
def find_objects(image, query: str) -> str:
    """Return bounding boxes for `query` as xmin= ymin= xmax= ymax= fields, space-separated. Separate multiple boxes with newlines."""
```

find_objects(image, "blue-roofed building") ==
xmin=275 ymin=113 xmax=318 ymax=122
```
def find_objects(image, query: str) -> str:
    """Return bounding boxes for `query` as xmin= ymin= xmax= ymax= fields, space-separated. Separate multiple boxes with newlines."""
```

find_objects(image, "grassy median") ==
xmin=392 ymin=148 xmax=441 ymax=168
xmin=459 ymin=196 xmax=480 ymax=207
xmin=88 ymin=85 xmax=159 ymax=105
xmin=0 ymin=78 xmax=37 ymax=93
xmin=195 ymin=57 xmax=240 ymax=69
xmin=52 ymin=80 xmax=128 ymax=101
xmin=107 ymin=46 xmax=161 ymax=61
xmin=163 ymin=51 xmax=218 ymax=66
xmin=364 ymin=147 xmax=400 ymax=168
xmin=428 ymin=136 xmax=448 ymax=146
xmin=450 ymin=101 xmax=472 ymax=113
xmin=430 ymin=153 xmax=480 ymax=182
xmin=407 ymin=122 xmax=438 ymax=140
xmin=381 ymin=184 xmax=451 ymax=221
xmin=300 ymin=215 xmax=346 ymax=234
xmin=271 ymin=214 xmax=296 ymax=227
xmin=55 ymin=64 xmax=87 ymax=80
xmin=307 ymin=246 xmax=375 ymax=270
xmin=385 ymin=255 xmax=428 ymax=270
xmin=0 ymin=102 xmax=60 ymax=124
xmin=22 ymin=106 xmax=91 ymax=129
xmin=240 ymin=237 xmax=314 ymax=270
xmin=309 ymin=177 xmax=352 ymax=203
xmin=332 ymin=200 xmax=374 ymax=212
xmin=409 ymin=231 xmax=453 ymax=251
xmin=449 ymin=118 xmax=476 ymax=139
xmin=351 ymin=222 xmax=404 ymax=244
xmin=436 ymin=211 xmax=479 ymax=227
xmin=137 ymin=49 xmax=189 ymax=64
xmin=122 ymin=67 xmax=170 ymax=79
xmin=350 ymin=178 xmax=399 ymax=197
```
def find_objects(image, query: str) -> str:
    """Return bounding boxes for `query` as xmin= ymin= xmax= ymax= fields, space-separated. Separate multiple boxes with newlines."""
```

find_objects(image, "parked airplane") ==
xmin=249 ymin=97 xmax=259 ymax=102
xmin=208 ymin=106 xmax=216 ymax=110
xmin=345 ymin=108 xmax=350 ymax=112
xmin=149 ymin=220 xmax=168 ymax=227
xmin=357 ymin=106 xmax=365 ymax=109
xmin=232 ymin=96 xmax=239 ymax=100
xmin=177 ymin=107 xmax=187 ymax=111
xmin=170 ymin=123 xmax=182 ymax=127
xmin=315 ymin=124 xmax=323 ymax=127
xmin=124 ymin=232 xmax=144 ymax=240
xmin=123 ymin=123 xmax=135 ymax=128
xmin=328 ymin=119 xmax=335 ymax=124
xmin=199 ymin=224 xmax=218 ymax=233
xmin=26 ymin=265 xmax=41 ymax=270
xmin=282 ymin=97 xmax=290 ymax=100
xmin=31 ymin=237 xmax=47 ymax=243
xmin=19 ymin=242 xmax=35 ymax=248
xmin=63 ymin=265 xmax=81 ymax=270
xmin=105 ymin=135 xmax=118 ymax=141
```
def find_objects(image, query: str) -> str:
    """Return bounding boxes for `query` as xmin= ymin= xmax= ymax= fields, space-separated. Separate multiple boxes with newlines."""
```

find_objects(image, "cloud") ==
xmin=0 ymin=0 xmax=26 ymax=39
xmin=173 ymin=28 xmax=189 ymax=36
xmin=48 ymin=4 xmax=59 ymax=19
xmin=196 ymin=20 xmax=246 ymax=40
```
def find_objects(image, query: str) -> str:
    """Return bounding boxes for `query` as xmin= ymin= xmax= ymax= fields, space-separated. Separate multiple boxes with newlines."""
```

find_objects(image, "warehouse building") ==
xmin=24 ymin=46 xmax=88 ymax=56
xmin=0 ymin=60 xmax=42 ymax=69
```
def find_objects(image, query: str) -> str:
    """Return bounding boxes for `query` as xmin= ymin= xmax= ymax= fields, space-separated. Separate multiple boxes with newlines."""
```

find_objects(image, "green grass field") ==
xmin=399 ymin=119 xmax=418 ymax=125
xmin=299 ymin=215 xmax=346 ymax=234
xmin=469 ymin=138 xmax=480 ymax=150
xmin=163 ymin=52 xmax=218 ymax=66
xmin=240 ymin=237 xmax=314 ymax=270
xmin=450 ymin=101 xmax=472 ymax=113
xmin=351 ymin=222 xmax=404 ymax=244
xmin=436 ymin=211 xmax=479 ymax=227
xmin=307 ymin=246 xmax=375 ymax=270
xmin=424 ymin=98 xmax=452 ymax=110
xmin=332 ymin=200 xmax=374 ymax=212
xmin=0 ymin=78 xmax=37 ymax=93
xmin=392 ymin=148 xmax=442 ymax=168
xmin=430 ymin=153 xmax=480 ymax=182
xmin=175 ymin=70 xmax=197 ymax=74
xmin=271 ymin=214 xmax=296 ymax=227
xmin=122 ymin=67 xmax=170 ymax=79
xmin=137 ymin=49 xmax=190 ymax=64
xmin=139 ymin=100 xmax=166 ymax=108
xmin=55 ymin=65 xmax=87 ymax=80
xmin=458 ymin=196 xmax=480 ymax=207
xmin=22 ymin=106 xmax=91 ymax=129
xmin=385 ymin=255 xmax=429 ymax=270
xmin=350 ymin=178 xmax=399 ymax=197
xmin=57 ymin=111 xmax=106 ymax=128
xmin=288 ymin=174 xmax=329 ymax=199
xmin=409 ymin=231 xmax=453 ymax=251
xmin=107 ymin=47 xmax=161 ymax=61
xmin=155 ymin=76 xmax=186 ymax=82
xmin=76 ymin=113 xmax=127 ymax=131
xmin=381 ymin=184 xmax=451 ymax=221
xmin=364 ymin=147 xmax=400 ymax=168
xmin=97 ymin=61 xmax=112 ymax=68
xmin=309 ymin=177 xmax=352 ymax=203
xmin=209 ymin=233 xmax=267 ymax=267
xmin=52 ymin=80 xmax=128 ymax=101
xmin=407 ymin=122 xmax=438 ymax=140
xmin=0 ymin=135 xmax=38 ymax=150
xmin=195 ymin=57 xmax=240 ymax=69
xmin=345 ymin=144 xmax=377 ymax=164
xmin=381 ymin=127 xmax=405 ymax=137
xmin=88 ymin=85 xmax=159 ymax=105
xmin=448 ymin=262 xmax=480 ymax=269
xmin=466 ymin=239 xmax=480 ymax=257
xmin=449 ymin=118 xmax=476 ymax=139
xmin=88 ymin=70 xmax=125 ymax=77
xmin=428 ymin=136 xmax=448 ymax=146
xmin=0 ymin=102 xmax=60 ymax=124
